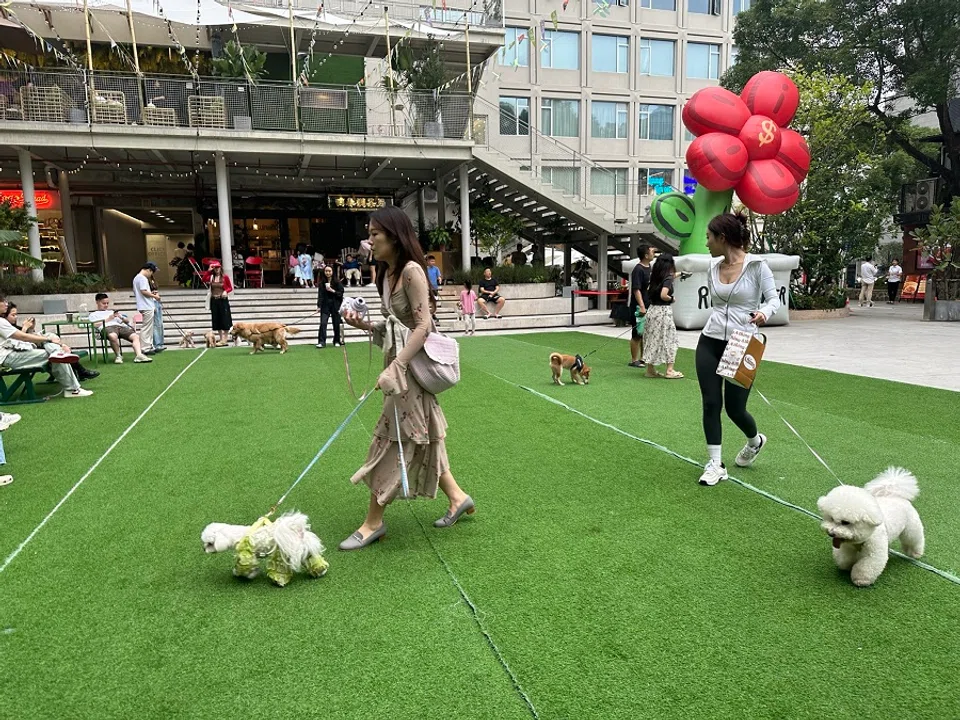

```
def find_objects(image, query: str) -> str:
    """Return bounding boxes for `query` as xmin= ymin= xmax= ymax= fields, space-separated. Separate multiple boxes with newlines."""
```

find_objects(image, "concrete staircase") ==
xmin=53 ymin=282 xmax=609 ymax=350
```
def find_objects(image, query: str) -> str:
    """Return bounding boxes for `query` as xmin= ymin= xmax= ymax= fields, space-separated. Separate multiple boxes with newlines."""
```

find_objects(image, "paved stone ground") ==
xmin=488 ymin=302 xmax=960 ymax=392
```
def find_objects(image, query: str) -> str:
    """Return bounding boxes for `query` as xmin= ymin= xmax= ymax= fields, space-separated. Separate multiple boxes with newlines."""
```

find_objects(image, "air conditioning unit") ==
xmin=903 ymin=178 xmax=938 ymax=213
xmin=423 ymin=187 xmax=438 ymax=203
xmin=616 ymin=0 xmax=629 ymax=6
xmin=711 ymin=0 xmax=722 ymax=14
xmin=303 ymin=88 xmax=349 ymax=110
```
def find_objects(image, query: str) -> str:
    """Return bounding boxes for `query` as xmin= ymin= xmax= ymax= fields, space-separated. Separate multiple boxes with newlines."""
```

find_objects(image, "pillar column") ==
xmin=629 ymin=234 xmax=639 ymax=259
xmin=563 ymin=244 xmax=572 ymax=287
xmin=214 ymin=152 xmax=234 ymax=281
xmin=458 ymin=164 xmax=471 ymax=272
xmin=17 ymin=149 xmax=43 ymax=281
xmin=598 ymin=233 xmax=609 ymax=311
xmin=417 ymin=187 xmax=427 ymax=237
xmin=436 ymin=171 xmax=447 ymax=230
xmin=58 ymin=170 xmax=77 ymax=275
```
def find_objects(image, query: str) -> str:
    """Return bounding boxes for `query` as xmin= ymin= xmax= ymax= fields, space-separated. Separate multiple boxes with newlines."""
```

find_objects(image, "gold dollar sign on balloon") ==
xmin=757 ymin=119 xmax=777 ymax=147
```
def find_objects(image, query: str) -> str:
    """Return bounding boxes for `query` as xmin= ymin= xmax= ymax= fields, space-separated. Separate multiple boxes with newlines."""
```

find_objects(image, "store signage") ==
xmin=328 ymin=195 xmax=389 ymax=211
xmin=0 ymin=190 xmax=60 ymax=210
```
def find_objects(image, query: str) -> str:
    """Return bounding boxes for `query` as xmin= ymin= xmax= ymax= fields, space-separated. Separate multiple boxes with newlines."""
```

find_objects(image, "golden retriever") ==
xmin=550 ymin=352 xmax=591 ymax=386
xmin=229 ymin=322 xmax=302 ymax=354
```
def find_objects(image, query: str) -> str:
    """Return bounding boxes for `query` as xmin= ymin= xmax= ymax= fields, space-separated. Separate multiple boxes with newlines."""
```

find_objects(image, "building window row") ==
xmin=594 ymin=0 xmax=750 ymax=11
xmin=500 ymin=30 xmax=725 ymax=80
xmin=538 ymin=167 xmax=678 ymax=197
xmin=500 ymin=97 xmax=677 ymax=140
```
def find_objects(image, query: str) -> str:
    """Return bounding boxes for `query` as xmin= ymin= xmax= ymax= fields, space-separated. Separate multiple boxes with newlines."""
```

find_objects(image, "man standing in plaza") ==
xmin=628 ymin=243 xmax=655 ymax=368
xmin=133 ymin=262 xmax=161 ymax=355
xmin=859 ymin=257 xmax=878 ymax=308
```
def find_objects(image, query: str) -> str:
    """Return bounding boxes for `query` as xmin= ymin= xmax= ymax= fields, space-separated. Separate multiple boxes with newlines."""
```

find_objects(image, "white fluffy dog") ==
xmin=817 ymin=467 xmax=925 ymax=587
xmin=201 ymin=511 xmax=329 ymax=587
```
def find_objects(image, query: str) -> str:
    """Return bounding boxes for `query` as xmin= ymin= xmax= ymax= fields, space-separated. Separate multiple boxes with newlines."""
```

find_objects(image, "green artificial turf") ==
xmin=1 ymin=333 xmax=958 ymax=719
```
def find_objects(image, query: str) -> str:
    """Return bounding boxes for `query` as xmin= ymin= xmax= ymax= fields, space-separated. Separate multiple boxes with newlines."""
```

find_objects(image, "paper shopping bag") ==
xmin=716 ymin=330 xmax=766 ymax=389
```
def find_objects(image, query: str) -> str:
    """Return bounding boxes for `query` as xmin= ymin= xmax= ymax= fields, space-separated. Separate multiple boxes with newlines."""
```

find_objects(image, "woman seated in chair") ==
xmin=0 ymin=303 xmax=98 ymax=382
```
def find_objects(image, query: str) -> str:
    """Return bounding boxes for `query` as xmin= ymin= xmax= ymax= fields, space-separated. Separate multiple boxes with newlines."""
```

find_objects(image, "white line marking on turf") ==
xmin=483 ymin=371 xmax=960 ymax=588
xmin=0 ymin=349 xmax=209 ymax=576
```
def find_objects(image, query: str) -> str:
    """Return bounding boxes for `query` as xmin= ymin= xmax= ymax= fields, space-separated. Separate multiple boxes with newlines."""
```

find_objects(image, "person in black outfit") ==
xmin=628 ymin=242 xmax=655 ymax=368
xmin=316 ymin=265 xmax=344 ymax=348
xmin=477 ymin=267 xmax=505 ymax=318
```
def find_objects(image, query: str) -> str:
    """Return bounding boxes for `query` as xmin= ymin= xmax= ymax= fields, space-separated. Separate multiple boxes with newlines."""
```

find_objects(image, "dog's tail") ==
xmin=865 ymin=466 xmax=919 ymax=501
xmin=549 ymin=352 xmax=562 ymax=366
xmin=285 ymin=327 xmax=302 ymax=336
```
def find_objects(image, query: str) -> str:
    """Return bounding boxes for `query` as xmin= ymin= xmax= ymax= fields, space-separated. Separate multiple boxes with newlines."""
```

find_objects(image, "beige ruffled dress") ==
xmin=349 ymin=261 xmax=450 ymax=505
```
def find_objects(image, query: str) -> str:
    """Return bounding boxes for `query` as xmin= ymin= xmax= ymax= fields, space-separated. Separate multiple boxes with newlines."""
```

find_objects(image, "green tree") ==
xmin=911 ymin=203 xmax=960 ymax=300
xmin=751 ymin=71 xmax=918 ymax=304
xmin=725 ymin=0 xmax=960 ymax=202
xmin=0 ymin=199 xmax=43 ymax=270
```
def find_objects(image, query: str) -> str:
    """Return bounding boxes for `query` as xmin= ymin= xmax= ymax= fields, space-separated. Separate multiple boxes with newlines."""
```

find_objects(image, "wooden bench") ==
xmin=0 ymin=366 xmax=48 ymax=405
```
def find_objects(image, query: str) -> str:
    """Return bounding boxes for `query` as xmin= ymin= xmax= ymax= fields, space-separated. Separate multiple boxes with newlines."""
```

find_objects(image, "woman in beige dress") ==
xmin=339 ymin=206 xmax=474 ymax=550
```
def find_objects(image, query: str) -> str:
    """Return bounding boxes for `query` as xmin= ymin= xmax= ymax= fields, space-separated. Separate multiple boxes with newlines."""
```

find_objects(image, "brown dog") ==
xmin=204 ymin=331 xmax=218 ymax=348
xmin=177 ymin=331 xmax=195 ymax=349
xmin=229 ymin=322 xmax=302 ymax=354
xmin=550 ymin=352 xmax=590 ymax=386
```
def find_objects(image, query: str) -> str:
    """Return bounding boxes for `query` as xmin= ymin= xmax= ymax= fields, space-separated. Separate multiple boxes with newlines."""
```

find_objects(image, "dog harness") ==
xmin=573 ymin=355 xmax=584 ymax=373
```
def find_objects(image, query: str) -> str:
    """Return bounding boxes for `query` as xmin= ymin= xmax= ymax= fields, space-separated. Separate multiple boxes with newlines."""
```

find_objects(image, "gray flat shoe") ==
xmin=338 ymin=524 xmax=386 ymax=551
xmin=434 ymin=496 xmax=475 ymax=528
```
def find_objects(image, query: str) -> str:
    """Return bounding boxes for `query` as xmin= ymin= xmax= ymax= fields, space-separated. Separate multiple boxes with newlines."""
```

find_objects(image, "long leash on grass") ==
xmin=264 ymin=390 xmax=375 ymax=517
xmin=578 ymin=324 xmax=635 ymax=360
xmin=393 ymin=418 xmax=540 ymax=717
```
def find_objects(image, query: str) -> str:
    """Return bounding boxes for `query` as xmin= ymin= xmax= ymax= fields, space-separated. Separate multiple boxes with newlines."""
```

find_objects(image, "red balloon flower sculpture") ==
xmin=652 ymin=71 xmax=811 ymax=254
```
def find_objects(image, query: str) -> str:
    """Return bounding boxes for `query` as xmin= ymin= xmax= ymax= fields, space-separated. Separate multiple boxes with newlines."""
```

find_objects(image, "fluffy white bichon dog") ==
xmin=201 ymin=511 xmax=329 ymax=587
xmin=817 ymin=467 xmax=925 ymax=587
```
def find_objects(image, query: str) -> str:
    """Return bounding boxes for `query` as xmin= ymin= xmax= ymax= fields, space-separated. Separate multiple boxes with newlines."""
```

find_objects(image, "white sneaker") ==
xmin=134 ymin=355 xmax=153 ymax=363
xmin=64 ymin=387 xmax=94 ymax=398
xmin=0 ymin=474 xmax=12 ymax=486
xmin=735 ymin=433 xmax=767 ymax=468
xmin=698 ymin=460 xmax=728 ymax=486
xmin=316 ymin=343 xmax=325 ymax=349
xmin=114 ymin=355 xmax=123 ymax=364
xmin=49 ymin=351 xmax=80 ymax=364
xmin=0 ymin=413 xmax=22 ymax=431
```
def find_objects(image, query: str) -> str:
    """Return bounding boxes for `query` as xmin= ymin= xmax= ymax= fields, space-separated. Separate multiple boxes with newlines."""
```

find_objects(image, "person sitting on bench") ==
xmin=87 ymin=293 xmax=152 ymax=364
xmin=0 ymin=294 xmax=93 ymax=398
xmin=0 ymin=303 xmax=99 ymax=382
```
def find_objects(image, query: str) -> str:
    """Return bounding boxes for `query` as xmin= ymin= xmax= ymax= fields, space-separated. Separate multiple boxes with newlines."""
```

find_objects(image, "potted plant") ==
xmin=0 ymin=198 xmax=44 ymax=277
xmin=428 ymin=224 xmax=451 ymax=251
xmin=211 ymin=40 xmax=267 ymax=130
xmin=383 ymin=41 xmax=449 ymax=137
xmin=912 ymin=203 xmax=960 ymax=321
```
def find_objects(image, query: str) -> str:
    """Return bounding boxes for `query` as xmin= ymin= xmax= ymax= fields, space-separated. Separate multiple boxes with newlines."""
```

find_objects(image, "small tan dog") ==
xmin=204 ymin=331 xmax=218 ymax=348
xmin=550 ymin=352 xmax=591 ymax=386
xmin=177 ymin=331 xmax=195 ymax=348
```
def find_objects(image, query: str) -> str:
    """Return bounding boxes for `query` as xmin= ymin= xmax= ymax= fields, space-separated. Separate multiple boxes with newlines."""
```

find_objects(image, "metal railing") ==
xmin=472 ymin=95 xmax=643 ymax=227
xmin=0 ymin=68 xmax=474 ymax=141
xmin=239 ymin=0 xmax=504 ymax=27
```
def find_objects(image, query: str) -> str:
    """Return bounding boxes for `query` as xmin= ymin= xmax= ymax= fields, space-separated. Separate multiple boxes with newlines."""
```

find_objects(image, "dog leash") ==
xmin=394 ymin=405 xmax=411 ymax=498
xmin=580 ymin=325 xmax=635 ymax=359
xmin=266 ymin=390 xmax=375 ymax=516
xmin=160 ymin=305 xmax=191 ymax=339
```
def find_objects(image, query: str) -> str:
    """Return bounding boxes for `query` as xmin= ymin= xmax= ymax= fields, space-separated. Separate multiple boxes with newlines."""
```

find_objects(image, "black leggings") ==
xmin=319 ymin=306 xmax=342 ymax=344
xmin=695 ymin=334 xmax=758 ymax=446
xmin=887 ymin=281 xmax=899 ymax=302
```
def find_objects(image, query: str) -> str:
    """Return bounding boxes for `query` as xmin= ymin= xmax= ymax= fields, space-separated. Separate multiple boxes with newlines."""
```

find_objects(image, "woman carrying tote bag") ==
xmin=340 ymin=206 xmax=473 ymax=551
xmin=695 ymin=211 xmax=780 ymax=487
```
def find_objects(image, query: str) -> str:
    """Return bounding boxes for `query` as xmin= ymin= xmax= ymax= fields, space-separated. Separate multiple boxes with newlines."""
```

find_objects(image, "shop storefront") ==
xmin=0 ymin=189 xmax=74 ymax=274
xmin=202 ymin=194 xmax=391 ymax=285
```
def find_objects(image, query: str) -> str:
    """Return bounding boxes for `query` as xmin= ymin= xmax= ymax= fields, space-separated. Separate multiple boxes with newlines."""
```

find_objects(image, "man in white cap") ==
xmin=133 ymin=262 xmax=162 ymax=355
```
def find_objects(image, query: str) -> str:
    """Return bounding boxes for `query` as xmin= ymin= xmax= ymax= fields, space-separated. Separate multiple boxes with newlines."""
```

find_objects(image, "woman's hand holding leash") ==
xmin=749 ymin=311 xmax=767 ymax=326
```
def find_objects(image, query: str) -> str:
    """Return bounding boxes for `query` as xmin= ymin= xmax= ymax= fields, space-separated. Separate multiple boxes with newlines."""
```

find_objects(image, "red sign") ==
xmin=0 ymin=190 xmax=59 ymax=210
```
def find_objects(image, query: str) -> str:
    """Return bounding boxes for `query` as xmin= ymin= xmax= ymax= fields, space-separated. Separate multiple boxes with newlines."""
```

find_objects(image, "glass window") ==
xmin=640 ymin=0 xmax=676 ymax=8
xmin=684 ymin=127 xmax=696 ymax=141
xmin=639 ymin=168 xmax=675 ymax=195
xmin=638 ymin=104 xmax=674 ymax=140
xmin=499 ymin=27 xmax=530 ymax=67
xmin=542 ymin=30 xmax=580 ymax=70
xmin=730 ymin=46 xmax=739 ymax=66
xmin=688 ymin=0 xmax=711 ymax=12
xmin=593 ymin=35 xmax=629 ymax=73
xmin=542 ymin=99 xmax=580 ymax=137
xmin=591 ymin=101 xmax=629 ymax=139
xmin=639 ymin=39 xmax=675 ymax=76
xmin=733 ymin=0 xmax=751 ymax=13
xmin=591 ymin=168 xmax=628 ymax=196
xmin=687 ymin=42 xmax=721 ymax=79
xmin=543 ymin=167 xmax=581 ymax=195
xmin=499 ymin=97 xmax=530 ymax=136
